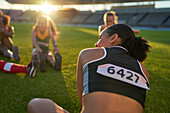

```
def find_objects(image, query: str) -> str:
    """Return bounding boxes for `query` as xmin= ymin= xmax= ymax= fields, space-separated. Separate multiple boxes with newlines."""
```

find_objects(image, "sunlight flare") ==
xmin=40 ymin=2 xmax=53 ymax=15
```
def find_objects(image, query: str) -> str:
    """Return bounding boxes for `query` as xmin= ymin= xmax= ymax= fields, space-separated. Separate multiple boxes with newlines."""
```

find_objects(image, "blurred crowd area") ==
xmin=1 ymin=5 xmax=170 ymax=28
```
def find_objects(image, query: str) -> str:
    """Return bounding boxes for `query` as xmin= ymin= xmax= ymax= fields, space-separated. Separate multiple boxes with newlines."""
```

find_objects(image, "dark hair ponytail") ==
xmin=122 ymin=36 xmax=151 ymax=62
xmin=106 ymin=24 xmax=151 ymax=62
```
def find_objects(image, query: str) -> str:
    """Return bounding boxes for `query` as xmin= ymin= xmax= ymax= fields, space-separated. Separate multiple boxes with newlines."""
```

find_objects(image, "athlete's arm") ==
xmin=8 ymin=26 xmax=14 ymax=38
xmin=37 ymin=42 xmax=48 ymax=47
xmin=133 ymin=29 xmax=140 ymax=35
xmin=77 ymin=50 xmax=84 ymax=106
xmin=0 ymin=26 xmax=14 ymax=38
xmin=0 ymin=17 xmax=3 ymax=27
xmin=32 ymin=30 xmax=42 ymax=53
xmin=77 ymin=48 xmax=104 ymax=106
xmin=51 ymin=32 xmax=59 ymax=53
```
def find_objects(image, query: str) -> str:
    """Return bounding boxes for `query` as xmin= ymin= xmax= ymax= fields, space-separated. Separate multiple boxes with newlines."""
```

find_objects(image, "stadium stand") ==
xmin=8 ymin=10 xmax=24 ymax=21
xmin=113 ymin=6 xmax=170 ymax=27
xmin=70 ymin=11 xmax=92 ymax=24
xmin=83 ymin=11 xmax=104 ymax=25
xmin=22 ymin=10 xmax=39 ymax=21
xmin=6 ymin=0 xmax=151 ymax=5
xmin=116 ymin=12 xmax=135 ymax=24
xmin=127 ymin=12 xmax=147 ymax=26
xmin=1 ymin=9 xmax=10 ymax=15
xmin=54 ymin=8 xmax=78 ymax=24
xmin=163 ymin=16 xmax=170 ymax=27
xmin=1 ymin=4 xmax=170 ymax=27
xmin=139 ymin=12 xmax=170 ymax=27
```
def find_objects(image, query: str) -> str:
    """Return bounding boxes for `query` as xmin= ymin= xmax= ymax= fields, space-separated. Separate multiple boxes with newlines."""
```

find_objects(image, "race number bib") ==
xmin=97 ymin=64 xmax=149 ymax=90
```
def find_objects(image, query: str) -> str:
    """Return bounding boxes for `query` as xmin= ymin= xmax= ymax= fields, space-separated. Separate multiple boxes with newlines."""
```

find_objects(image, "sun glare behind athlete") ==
xmin=40 ymin=3 xmax=53 ymax=16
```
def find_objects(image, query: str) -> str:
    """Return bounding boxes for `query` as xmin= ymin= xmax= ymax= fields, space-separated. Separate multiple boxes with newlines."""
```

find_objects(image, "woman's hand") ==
xmin=35 ymin=47 xmax=42 ymax=54
xmin=133 ymin=30 xmax=141 ymax=35
xmin=53 ymin=46 xmax=59 ymax=53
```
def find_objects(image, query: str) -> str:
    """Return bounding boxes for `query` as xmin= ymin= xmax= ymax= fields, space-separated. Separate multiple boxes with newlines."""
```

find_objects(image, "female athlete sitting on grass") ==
xmin=27 ymin=24 xmax=151 ymax=113
xmin=31 ymin=15 xmax=62 ymax=72
xmin=0 ymin=14 xmax=20 ymax=61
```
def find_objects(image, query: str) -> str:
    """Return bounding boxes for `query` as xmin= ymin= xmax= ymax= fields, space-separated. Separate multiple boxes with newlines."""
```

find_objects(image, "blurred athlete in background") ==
xmin=0 ymin=14 xmax=20 ymax=61
xmin=31 ymin=15 xmax=62 ymax=72
xmin=0 ymin=10 xmax=36 ymax=77
xmin=98 ymin=11 xmax=141 ymax=35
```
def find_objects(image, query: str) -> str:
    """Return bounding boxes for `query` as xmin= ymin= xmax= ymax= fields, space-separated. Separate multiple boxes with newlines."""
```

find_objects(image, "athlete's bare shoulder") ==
xmin=79 ymin=48 xmax=104 ymax=66
xmin=80 ymin=47 xmax=103 ymax=56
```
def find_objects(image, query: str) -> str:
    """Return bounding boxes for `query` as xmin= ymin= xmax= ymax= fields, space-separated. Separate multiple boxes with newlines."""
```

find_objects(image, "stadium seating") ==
xmin=83 ymin=11 xmax=104 ymax=25
xmin=1 ymin=6 xmax=170 ymax=27
xmin=127 ymin=12 xmax=147 ymax=26
xmin=117 ymin=12 xmax=135 ymax=24
xmin=1 ymin=9 xmax=10 ymax=15
xmin=139 ymin=12 xmax=170 ymax=27
xmin=55 ymin=8 xmax=78 ymax=24
xmin=13 ymin=10 xmax=38 ymax=22
xmin=70 ymin=11 xmax=92 ymax=24
xmin=163 ymin=16 xmax=170 ymax=27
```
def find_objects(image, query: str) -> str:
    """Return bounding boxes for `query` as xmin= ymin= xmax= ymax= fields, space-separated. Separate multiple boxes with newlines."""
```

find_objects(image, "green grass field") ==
xmin=0 ymin=23 xmax=169 ymax=113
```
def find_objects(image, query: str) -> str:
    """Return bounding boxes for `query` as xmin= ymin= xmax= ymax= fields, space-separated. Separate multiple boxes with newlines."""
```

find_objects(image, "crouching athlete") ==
xmin=31 ymin=15 xmax=62 ymax=72
xmin=27 ymin=24 xmax=151 ymax=113
xmin=0 ymin=15 xmax=20 ymax=61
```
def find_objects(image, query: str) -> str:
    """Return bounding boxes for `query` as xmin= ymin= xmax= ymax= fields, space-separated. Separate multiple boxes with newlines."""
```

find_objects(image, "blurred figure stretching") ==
xmin=31 ymin=15 xmax=62 ymax=72
xmin=0 ymin=14 xmax=20 ymax=61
